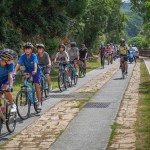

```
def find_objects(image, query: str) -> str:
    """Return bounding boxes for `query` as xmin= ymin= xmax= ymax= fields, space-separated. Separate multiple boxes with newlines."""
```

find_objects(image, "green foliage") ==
xmin=128 ymin=35 xmax=149 ymax=49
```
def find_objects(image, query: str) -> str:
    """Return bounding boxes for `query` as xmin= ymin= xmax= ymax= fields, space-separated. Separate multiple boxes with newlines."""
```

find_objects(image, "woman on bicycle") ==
xmin=79 ymin=44 xmax=88 ymax=71
xmin=67 ymin=42 xmax=79 ymax=76
xmin=54 ymin=44 xmax=71 ymax=83
xmin=36 ymin=44 xmax=52 ymax=92
xmin=14 ymin=42 xmax=42 ymax=110
xmin=0 ymin=49 xmax=18 ymax=112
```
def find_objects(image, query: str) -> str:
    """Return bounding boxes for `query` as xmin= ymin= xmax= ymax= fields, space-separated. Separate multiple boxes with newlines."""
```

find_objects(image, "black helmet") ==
xmin=71 ymin=42 xmax=76 ymax=47
xmin=36 ymin=43 xmax=45 ymax=49
xmin=81 ymin=44 xmax=86 ymax=48
xmin=0 ymin=49 xmax=18 ymax=60
xmin=59 ymin=44 xmax=66 ymax=51
xmin=24 ymin=42 xmax=33 ymax=49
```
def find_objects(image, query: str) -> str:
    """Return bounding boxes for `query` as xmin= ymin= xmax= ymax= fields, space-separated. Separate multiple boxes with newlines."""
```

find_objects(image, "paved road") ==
xmin=0 ymin=61 xmax=118 ymax=144
xmin=50 ymin=63 xmax=135 ymax=150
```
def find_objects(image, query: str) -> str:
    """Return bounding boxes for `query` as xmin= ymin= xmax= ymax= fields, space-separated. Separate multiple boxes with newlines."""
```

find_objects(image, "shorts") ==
xmin=41 ymin=66 xmax=51 ymax=75
xmin=59 ymin=64 xmax=68 ymax=70
xmin=120 ymin=54 xmax=128 ymax=61
xmin=25 ymin=71 xmax=41 ymax=84
xmin=0 ymin=80 xmax=9 ymax=89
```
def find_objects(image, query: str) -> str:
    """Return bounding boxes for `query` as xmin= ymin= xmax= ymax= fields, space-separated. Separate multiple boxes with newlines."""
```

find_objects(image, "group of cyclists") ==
xmin=0 ymin=41 xmax=88 ymax=114
xmin=99 ymin=39 xmax=136 ymax=74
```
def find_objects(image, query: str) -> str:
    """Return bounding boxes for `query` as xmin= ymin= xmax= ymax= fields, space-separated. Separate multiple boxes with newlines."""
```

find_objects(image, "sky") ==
xmin=122 ymin=0 xmax=130 ymax=2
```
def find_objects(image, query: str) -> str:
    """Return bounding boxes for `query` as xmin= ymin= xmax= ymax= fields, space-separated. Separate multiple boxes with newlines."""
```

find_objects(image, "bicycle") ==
xmin=121 ymin=56 xmax=127 ymax=79
xmin=0 ymin=89 xmax=16 ymax=134
xmin=79 ymin=59 xmax=86 ymax=77
xmin=16 ymin=73 xmax=42 ymax=120
xmin=69 ymin=60 xmax=78 ymax=86
xmin=105 ymin=53 xmax=110 ymax=65
xmin=57 ymin=61 xmax=71 ymax=92
xmin=40 ymin=65 xmax=50 ymax=98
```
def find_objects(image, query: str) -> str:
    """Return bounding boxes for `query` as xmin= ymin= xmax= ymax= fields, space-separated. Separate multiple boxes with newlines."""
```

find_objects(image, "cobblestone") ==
xmin=108 ymin=62 xmax=140 ymax=150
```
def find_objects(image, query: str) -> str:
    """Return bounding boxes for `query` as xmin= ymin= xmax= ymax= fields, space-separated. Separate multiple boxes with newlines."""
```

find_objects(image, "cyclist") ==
xmin=67 ymin=42 xmax=79 ymax=76
xmin=99 ymin=44 xmax=106 ymax=65
xmin=36 ymin=44 xmax=52 ymax=92
xmin=54 ymin=44 xmax=71 ymax=83
xmin=129 ymin=44 xmax=136 ymax=63
xmin=0 ymin=49 xmax=18 ymax=112
xmin=14 ymin=42 xmax=42 ymax=110
xmin=79 ymin=44 xmax=88 ymax=70
xmin=118 ymin=39 xmax=129 ymax=74
xmin=105 ymin=44 xmax=112 ymax=63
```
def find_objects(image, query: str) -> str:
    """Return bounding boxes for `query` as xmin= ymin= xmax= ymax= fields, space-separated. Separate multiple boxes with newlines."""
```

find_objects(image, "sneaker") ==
xmin=126 ymin=71 xmax=128 ymax=75
xmin=68 ymin=77 xmax=71 ymax=83
xmin=37 ymin=102 xmax=42 ymax=110
xmin=10 ymin=103 xmax=17 ymax=113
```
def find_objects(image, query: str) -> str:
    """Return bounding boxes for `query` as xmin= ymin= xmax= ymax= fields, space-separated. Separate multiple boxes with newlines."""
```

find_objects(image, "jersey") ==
xmin=0 ymin=59 xmax=14 ymax=82
xmin=79 ymin=49 xmax=88 ymax=59
xmin=37 ymin=52 xmax=50 ymax=65
xmin=56 ymin=51 xmax=69 ymax=62
xmin=118 ymin=44 xmax=129 ymax=55
xmin=106 ymin=46 xmax=112 ymax=53
xmin=18 ymin=53 xmax=41 ymax=75
xmin=68 ymin=47 xmax=79 ymax=61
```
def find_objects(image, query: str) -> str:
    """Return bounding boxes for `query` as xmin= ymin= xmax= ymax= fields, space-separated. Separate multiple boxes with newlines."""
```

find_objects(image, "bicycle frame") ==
xmin=40 ymin=66 xmax=48 ymax=90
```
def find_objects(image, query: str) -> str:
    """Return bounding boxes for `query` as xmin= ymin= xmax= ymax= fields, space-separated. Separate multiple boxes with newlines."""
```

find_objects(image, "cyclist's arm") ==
xmin=48 ymin=57 xmax=51 ymax=66
xmin=14 ymin=64 xmax=20 ymax=74
xmin=8 ymin=72 xmax=13 ymax=87
xmin=33 ymin=63 xmax=37 ymax=73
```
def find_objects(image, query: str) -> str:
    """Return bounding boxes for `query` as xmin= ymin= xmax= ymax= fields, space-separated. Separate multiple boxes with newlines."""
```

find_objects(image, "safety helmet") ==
xmin=59 ymin=44 xmax=66 ymax=51
xmin=71 ymin=42 xmax=77 ymax=47
xmin=81 ymin=44 xmax=86 ymax=48
xmin=0 ymin=49 xmax=18 ymax=60
xmin=121 ymin=39 xmax=125 ymax=42
xmin=23 ymin=42 xmax=33 ymax=49
xmin=36 ymin=43 xmax=45 ymax=49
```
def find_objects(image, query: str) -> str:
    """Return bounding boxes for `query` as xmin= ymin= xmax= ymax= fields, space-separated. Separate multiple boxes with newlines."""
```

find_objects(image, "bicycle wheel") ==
xmin=16 ymin=91 xmax=30 ymax=120
xmin=74 ymin=75 xmax=78 ymax=85
xmin=68 ymin=68 xmax=73 ymax=87
xmin=40 ymin=79 xmax=44 ymax=99
xmin=44 ymin=81 xmax=49 ymax=98
xmin=102 ymin=57 xmax=105 ymax=69
xmin=6 ymin=104 xmax=16 ymax=133
xmin=79 ymin=66 xmax=83 ymax=78
xmin=122 ymin=63 xmax=125 ymax=79
xmin=58 ymin=73 xmax=65 ymax=91
xmin=0 ymin=119 xmax=2 ymax=134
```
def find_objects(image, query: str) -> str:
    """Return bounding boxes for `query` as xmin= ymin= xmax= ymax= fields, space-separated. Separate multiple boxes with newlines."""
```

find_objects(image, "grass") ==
xmin=12 ymin=60 xmax=100 ymax=99
xmin=136 ymin=60 xmax=150 ymax=150
xmin=108 ymin=123 xmax=121 ymax=146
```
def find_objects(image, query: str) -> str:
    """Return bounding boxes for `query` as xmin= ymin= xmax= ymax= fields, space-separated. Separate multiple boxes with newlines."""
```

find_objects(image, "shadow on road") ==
xmin=113 ymin=77 xmax=123 ymax=80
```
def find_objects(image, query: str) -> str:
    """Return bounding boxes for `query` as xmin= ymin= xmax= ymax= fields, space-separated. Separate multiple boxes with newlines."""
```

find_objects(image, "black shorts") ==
xmin=42 ymin=66 xmax=51 ymax=75
xmin=120 ymin=55 xmax=128 ymax=61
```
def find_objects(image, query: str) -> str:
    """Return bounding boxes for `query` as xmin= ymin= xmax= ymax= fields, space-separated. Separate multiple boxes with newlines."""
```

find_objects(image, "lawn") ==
xmin=136 ymin=60 xmax=150 ymax=150
xmin=13 ymin=60 xmax=100 ymax=98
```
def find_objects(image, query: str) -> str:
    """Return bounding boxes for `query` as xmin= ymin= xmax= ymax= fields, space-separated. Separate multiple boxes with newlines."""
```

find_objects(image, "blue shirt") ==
xmin=0 ymin=59 xmax=14 ymax=82
xmin=18 ymin=53 xmax=41 ymax=75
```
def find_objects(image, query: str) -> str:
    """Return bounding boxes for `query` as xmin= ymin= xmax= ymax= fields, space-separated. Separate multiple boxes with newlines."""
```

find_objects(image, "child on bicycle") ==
xmin=14 ymin=42 xmax=42 ymax=110
xmin=0 ymin=49 xmax=18 ymax=113
xmin=54 ymin=44 xmax=71 ymax=83
xmin=36 ymin=43 xmax=52 ymax=92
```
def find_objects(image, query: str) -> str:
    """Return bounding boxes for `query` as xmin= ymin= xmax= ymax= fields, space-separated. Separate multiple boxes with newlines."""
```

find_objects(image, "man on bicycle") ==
xmin=54 ymin=44 xmax=71 ymax=83
xmin=118 ymin=39 xmax=129 ymax=74
xmin=0 ymin=49 xmax=18 ymax=112
xmin=79 ymin=44 xmax=88 ymax=71
xmin=36 ymin=44 xmax=52 ymax=92
xmin=67 ymin=42 xmax=79 ymax=76
xmin=14 ymin=42 xmax=42 ymax=110
xmin=99 ymin=44 xmax=106 ymax=65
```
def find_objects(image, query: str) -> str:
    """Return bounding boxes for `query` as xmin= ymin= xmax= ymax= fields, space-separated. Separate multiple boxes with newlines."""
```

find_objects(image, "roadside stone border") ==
xmin=107 ymin=62 xmax=140 ymax=150
xmin=76 ymin=63 xmax=119 ymax=93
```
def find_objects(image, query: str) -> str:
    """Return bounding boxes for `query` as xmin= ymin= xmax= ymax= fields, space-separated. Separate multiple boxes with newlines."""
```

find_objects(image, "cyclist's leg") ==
xmin=33 ymin=75 xmax=42 ymax=107
xmin=120 ymin=55 xmax=123 ymax=67
xmin=84 ymin=59 xmax=87 ymax=69
xmin=124 ymin=56 xmax=128 ymax=73
xmin=44 ymin=67 xmax=51 ymax=86
xmin=74 ymin=61 xmax=78 ymax=75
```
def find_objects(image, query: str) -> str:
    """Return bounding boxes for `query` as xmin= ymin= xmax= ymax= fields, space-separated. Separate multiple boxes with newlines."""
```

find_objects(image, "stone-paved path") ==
xmin=144 ymin=58 xmax=150 ymax=74
xmin=50 ymin=63 xmax=135 ymax=150
xmin=107 ymin=62 xmax=140 ymax=150
xmin=0 ymin=62 xmax=120 ymax=149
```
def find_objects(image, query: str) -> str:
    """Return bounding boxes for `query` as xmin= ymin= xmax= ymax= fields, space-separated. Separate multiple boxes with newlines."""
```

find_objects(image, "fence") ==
xmin=139 ymin=50 xmax=150 ymax=57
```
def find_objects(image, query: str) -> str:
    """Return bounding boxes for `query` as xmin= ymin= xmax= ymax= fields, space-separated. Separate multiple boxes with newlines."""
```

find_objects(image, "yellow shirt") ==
xmin=118 ymin=44 xmax=129 ymax=55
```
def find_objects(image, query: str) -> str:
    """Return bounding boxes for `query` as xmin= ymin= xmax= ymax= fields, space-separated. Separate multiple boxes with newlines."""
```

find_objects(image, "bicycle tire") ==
xmin=74 ymin=75 xmax=78 ymax=85
xmin=102 ymin=57 xmax=105 ymax=69
xmin=6 ymin=104 xmax=16 ymax=133
xmin=44 ymin=81 xmax=49 ymax=98
xmin=122 ymin=63 xmax=125 ymax=79
xmin=68 ymin=68 xmax=73 ymax=87
xmin=58 ymin=72 xmax=65 ymax=91
xmin=0 ymin=119 xmax=2 ymax=134
xmin=40 ymin=79 xmax=44 ymax=99
xmin=16 ymin=91 xmax=30 ymax=120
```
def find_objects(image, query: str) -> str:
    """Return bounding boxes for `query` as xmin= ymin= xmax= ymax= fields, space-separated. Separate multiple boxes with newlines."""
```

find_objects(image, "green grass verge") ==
xmin=136 ymin=60 xmax=150 ymax=150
